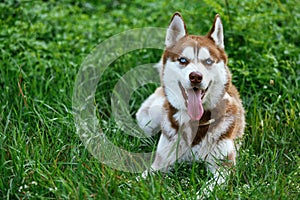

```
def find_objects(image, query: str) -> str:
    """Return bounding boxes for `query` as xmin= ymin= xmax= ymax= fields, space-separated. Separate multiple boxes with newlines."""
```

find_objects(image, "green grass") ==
xmin=1 ymin=0 xmax=299 ymax=199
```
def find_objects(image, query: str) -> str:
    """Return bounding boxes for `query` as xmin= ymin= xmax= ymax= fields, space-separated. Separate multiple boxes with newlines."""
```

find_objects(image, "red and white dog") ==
xmin=136 ymin=12 xmax=245 ymax=192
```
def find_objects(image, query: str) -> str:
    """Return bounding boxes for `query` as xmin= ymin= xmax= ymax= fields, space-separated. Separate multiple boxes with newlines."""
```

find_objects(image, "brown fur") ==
xmin=191 ymin=111 xmax=211 ymax=146
xmin=163 ymin=100 xmax=179 ymax=132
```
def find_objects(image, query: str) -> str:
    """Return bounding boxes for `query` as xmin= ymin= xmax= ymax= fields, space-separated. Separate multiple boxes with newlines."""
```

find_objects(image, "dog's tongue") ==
xmin=187 ymin=89 xmax=204 ymax=121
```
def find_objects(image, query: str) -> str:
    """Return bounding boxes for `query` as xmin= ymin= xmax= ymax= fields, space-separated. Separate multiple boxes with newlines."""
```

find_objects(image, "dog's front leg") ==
xmin=142 ymin=119 xmax=194 ymax=178
xmin=199 ymin=138 xmax=236 ymax=197
xmin=142 ymin=133 xmax=188 ymax=178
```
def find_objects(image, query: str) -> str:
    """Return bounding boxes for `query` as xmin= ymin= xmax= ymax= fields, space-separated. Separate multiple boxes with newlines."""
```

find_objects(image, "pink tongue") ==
xmin=187 ymin=89 xmax=204 ymax=121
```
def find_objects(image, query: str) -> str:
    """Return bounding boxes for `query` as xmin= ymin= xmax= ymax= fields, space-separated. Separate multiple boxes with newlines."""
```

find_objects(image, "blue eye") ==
xmin=205 ymin=58 xmax=214 ymax=65
xmin=178 ymin=57 xmax=188 ymax=64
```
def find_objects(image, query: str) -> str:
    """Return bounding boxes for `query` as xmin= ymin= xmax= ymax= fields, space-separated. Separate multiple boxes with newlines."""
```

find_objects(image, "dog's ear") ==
xmin=208 ymin=14 xmax=224 ymax=49
xmin=165 ymin=12 xmax=187 ymax=48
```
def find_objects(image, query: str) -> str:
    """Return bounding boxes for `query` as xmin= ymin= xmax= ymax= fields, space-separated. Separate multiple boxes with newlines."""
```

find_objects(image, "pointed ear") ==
xmin=208 ymin=14 xmax=224 ymax=49
xmin=165 ymin=12 xmax=187 ymax=48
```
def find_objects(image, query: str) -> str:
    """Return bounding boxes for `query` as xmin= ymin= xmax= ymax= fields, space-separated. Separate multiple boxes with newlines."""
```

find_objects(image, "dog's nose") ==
xmin=189 ymin=72 xmax=203 ymax=84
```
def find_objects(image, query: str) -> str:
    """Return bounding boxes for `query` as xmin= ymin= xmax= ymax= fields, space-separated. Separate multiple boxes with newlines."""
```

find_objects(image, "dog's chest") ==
xmin=166 ymin=109 xmax=214 ymax=145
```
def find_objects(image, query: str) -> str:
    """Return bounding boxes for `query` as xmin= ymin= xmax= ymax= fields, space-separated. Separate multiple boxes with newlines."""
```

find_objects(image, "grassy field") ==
xmin=1 ymin=0 xmax=299 ymax=199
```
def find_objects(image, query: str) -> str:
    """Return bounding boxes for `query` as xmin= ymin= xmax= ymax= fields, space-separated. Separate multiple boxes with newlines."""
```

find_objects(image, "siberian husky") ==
xmin=136 ymin=12 xmax=245 ymax=193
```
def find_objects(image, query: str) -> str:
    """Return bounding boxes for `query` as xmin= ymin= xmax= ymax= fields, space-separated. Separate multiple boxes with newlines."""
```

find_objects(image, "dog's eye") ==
xmin=178 ymin=57 xmax=189 ymax=65
xmin=205 ymin=58 xmax=214 ymax=65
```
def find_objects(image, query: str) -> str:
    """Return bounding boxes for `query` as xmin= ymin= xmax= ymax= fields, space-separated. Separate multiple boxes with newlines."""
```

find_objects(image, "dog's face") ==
xmin=162 ymin=13 xmax=229 ymax=121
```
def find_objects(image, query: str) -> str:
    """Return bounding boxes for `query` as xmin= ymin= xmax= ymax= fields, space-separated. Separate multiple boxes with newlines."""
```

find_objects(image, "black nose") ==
xmin=189 ymin=72 xmax=203 ymax=84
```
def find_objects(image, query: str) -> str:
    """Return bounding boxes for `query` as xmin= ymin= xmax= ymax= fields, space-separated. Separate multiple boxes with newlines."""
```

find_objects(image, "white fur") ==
xmin=203 ymin=61 xmax=228 ymax=110
xmin=173 ymin=110 xmax=190 ymax=125
xmin=163 ymin=59 xmax=188 ymax=110
xmin=182 ymin=47 xmax=195 ymax=60
xmin=198 ymin=47 xmax=210 ymax=60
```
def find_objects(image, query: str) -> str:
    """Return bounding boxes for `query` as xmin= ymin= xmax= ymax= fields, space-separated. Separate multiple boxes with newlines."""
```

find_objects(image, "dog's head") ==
xmin=162 ymin=12 xmax=230 ymax=121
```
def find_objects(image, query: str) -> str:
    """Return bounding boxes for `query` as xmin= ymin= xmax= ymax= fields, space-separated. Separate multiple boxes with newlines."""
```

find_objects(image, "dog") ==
xmin=136 ymin=12 xmax=245 ymax=194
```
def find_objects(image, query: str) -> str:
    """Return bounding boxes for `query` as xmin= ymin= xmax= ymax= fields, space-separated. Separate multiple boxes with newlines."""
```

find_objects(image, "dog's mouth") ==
xmin=178 ymin=81 xmax=212 ymax=121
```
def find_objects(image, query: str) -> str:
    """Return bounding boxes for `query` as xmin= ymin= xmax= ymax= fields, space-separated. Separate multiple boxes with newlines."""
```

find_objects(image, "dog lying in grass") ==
xmin=136 ymin=12 xmax=245 ymax=195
